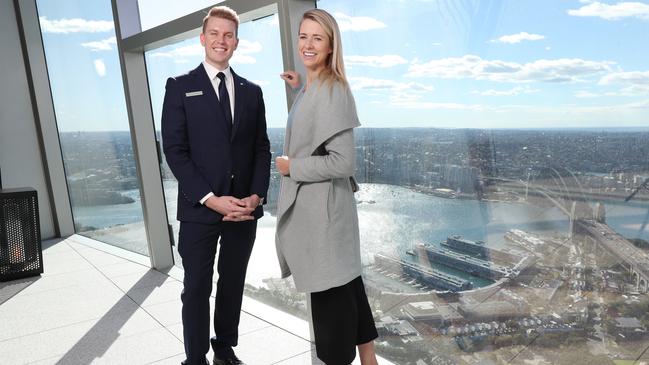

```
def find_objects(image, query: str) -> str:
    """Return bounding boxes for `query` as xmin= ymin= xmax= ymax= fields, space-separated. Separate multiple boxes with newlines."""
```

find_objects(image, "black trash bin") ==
xmin=0 ymin=188 xmax=43 ymax=281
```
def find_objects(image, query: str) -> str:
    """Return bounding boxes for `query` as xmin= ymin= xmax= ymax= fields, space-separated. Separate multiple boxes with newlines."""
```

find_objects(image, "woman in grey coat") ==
xmin=275 ymin=8 xmax=379 ymax=365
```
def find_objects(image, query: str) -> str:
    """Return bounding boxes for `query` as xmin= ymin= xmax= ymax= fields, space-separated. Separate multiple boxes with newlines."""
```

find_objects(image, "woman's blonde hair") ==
xmin=300 ymin=9 xmax=347 ymax=87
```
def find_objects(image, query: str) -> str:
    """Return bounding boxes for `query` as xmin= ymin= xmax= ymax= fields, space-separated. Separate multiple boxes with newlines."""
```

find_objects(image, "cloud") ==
xmin=333 ymin=12 xmax=386 ymax=32
xmin=81 ymin=36 xmax=117 ymax=51
xmin=93 ymin=59 xmax=106 ymax=77
xmin=615 ymin=85 xmax=649 ymax=95
xmin=599 ymin=70 xmax=649 ymax=95
xmin=391 ymin=100 xmax=485 ymax=111
xmin=39 ymin=16 xmax=114 ymax=34
xmin=150 ymin=44 xmax=204 ymax=60
xmin=348 ymin=76 xmax=433 ymax=92
xmin=599 ymin=70 xmax=649 ymax=85
xmin=349 ymin=76 xmax=438 ymax=109
xmin=231 ymin=55 xmax=257 ymax=65
xmin=345 ymin=55 xmax=408 ymax=68
xmin=406 ymin=55 xmax=613 ymax=83
xmin=491 ymin=32 xmax=545 ymax=44
xmin=567 ymin=1 xmax=649 ymax=20
xmin=237 ymin=39 xmax=264 ymax=54
xmin=574 ymin=90 xmax=600 ymax=98
xmin=231 ymin=39 xmax=262 ymax=65
xmin=150 ymin=39 xmax=262 ymax=64
xmin=473 ymin=86 xmax=540 ymax=96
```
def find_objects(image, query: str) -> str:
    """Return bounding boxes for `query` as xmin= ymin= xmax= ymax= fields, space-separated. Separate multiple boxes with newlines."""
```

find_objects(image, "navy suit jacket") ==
xmin=162 ymin=63 xmax=271 ymax=224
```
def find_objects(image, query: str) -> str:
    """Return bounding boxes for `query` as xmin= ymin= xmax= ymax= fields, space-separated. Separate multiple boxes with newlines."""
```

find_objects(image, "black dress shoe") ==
xmin=213 ymin=351 xmax=245 ymax=365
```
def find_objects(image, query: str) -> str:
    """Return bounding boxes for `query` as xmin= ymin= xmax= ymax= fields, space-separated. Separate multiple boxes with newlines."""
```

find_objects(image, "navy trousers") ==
xmin=178 ymin=220 xmax=257 ymax=364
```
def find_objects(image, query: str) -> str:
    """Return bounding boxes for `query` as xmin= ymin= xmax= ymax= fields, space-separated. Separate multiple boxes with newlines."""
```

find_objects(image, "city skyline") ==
xmin=38 ymin=0 xmax=649 ymax=131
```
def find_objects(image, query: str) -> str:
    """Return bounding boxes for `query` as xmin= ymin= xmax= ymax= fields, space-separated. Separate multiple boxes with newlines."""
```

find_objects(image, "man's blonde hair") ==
xmin=202 ymin=5 xmax=239 ymax=35
xmin=300 ymin=9 xmax=347 ymax=87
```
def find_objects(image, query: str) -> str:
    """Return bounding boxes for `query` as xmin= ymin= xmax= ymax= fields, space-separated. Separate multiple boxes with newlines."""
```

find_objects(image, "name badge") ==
xmin=185 ymin=91 xmax=203 ymax=97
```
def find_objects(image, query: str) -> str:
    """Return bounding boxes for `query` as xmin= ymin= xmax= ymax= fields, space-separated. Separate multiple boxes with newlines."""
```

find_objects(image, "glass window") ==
xmin=137 ymin=0 xmax=225 ymax=32
xmin=316 ymin=1 xmax=649 ymax=363
xmin=145 ymin=13 xmax=300 ymax=316
xmin=37 ymin=0 xmax=148 ymax=255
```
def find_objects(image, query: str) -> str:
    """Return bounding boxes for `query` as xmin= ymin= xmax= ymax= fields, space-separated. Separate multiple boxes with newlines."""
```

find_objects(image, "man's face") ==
xmin=200 ymin=17 xmax=238 ymax=69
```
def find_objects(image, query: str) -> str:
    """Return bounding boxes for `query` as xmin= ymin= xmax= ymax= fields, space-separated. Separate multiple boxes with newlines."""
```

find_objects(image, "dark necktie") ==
xmin=216 ymin=72 xmax=233 ymax=129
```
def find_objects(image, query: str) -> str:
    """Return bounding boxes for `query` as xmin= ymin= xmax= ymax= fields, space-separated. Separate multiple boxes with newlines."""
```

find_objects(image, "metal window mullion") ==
xmin=14 ymin=0 xmax=75 ymax=238
xmin=111 ymin=0 xmax=174 ymax=269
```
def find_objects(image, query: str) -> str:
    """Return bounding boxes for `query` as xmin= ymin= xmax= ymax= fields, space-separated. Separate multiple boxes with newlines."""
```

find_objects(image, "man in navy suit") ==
xmin=161 ymin=6 xmax=270 ymax=365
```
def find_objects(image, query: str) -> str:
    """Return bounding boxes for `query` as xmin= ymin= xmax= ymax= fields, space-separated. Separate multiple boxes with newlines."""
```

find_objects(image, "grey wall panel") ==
xmin=0 ymin=0 xmax=55 ymax=239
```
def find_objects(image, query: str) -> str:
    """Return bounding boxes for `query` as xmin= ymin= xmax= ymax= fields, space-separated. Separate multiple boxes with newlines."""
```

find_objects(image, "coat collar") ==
xmin=189 ymin=64 xmax=248 ymax=141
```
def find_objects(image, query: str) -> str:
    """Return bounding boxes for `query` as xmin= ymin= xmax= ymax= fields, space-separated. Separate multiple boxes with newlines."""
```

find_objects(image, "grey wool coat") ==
xmin=275 ymin=78 xmax=362 ymax=293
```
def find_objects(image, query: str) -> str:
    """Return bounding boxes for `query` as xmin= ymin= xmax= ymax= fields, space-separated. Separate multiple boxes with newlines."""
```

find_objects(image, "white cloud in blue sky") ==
xmin=39 ymin=16 xmax=113 ymax=33
xmin=345 ymin=55 xmax=408 ymax=68
xmin=599 ymin=70 xmax=649 ymax=86
xmin=81 ymin=36 xmax=116 ymax=51
xmin=231 ymin=39 xmax=263 ymax=65
xmin=568 ymin=1 xmax=649 ymax=20
xmin=574 ymin=90 xmax=600 ymax=98
xmin=406 ymin=55 xmax=613 ymax=83
xmin=490 ymin=32 xmax=545 ymax=44
xmin=349 ymin=76 xmax=434 ymax=93
xmin=473 ymin=86 xmax=540 ymax=96
xmin=333 ymin=12 xmax=386 ymax=32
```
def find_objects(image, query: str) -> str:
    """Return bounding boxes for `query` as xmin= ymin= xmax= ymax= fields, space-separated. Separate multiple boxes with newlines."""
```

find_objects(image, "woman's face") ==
xmin=298 ymin=19 xmax=332 ymax=72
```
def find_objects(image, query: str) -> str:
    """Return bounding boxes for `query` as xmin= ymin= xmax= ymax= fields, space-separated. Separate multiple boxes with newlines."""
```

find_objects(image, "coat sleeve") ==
xmin=288 ymin=128 xmax=355 ymax=183
xmin=161 ymin=77 xmax=212 ymax=204
xmin=249 ymin=86 xmax=271 ymax=203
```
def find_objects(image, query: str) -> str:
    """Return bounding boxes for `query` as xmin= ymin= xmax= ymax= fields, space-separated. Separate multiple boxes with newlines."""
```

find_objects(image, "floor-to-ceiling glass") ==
xmin=36 ymin=0 xmax=148 ymax=255
xmin=309 ymin=1 xmax=648 ymax=364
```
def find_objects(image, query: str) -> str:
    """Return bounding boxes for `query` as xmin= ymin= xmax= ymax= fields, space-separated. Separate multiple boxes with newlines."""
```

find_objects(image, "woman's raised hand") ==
xmin=280 ymin=71 xmax=301 ymax=90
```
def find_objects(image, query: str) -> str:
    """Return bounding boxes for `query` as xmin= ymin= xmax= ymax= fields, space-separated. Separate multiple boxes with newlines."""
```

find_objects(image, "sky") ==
xmin=37 ymin=0 xmax=649 ymax=131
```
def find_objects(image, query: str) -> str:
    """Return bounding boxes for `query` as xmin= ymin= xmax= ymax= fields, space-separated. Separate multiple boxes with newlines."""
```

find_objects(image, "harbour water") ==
xmin=70 ymin=182 xmax=649 ymax=289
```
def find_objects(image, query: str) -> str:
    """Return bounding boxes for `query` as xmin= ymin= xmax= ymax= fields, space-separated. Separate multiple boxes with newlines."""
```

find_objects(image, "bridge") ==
xmin=493 ymin=169 xmax=593 ymax=238
xmin=495 ymin=168 xmax=649 ymax=293
xmin=575 ymin=219 xmax=649 ymax=293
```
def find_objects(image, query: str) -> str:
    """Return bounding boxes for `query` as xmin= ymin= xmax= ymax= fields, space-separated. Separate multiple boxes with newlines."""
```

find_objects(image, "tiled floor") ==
xmin=0 ymin=235 xmax=384 ymax=364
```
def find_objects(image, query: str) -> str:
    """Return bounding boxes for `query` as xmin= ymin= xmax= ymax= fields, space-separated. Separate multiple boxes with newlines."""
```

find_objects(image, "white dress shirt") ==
xmin=202 ymin=61 xmax=235 ymax=121
xmin=200 ymin=61 xmax=235 ymax=205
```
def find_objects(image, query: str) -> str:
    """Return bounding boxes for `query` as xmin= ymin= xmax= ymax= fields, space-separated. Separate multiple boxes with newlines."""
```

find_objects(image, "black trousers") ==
xmin=311 ymin=276 xmax=379 ymax=365
xmin=178 ymin=220 xmax=256 ymax=364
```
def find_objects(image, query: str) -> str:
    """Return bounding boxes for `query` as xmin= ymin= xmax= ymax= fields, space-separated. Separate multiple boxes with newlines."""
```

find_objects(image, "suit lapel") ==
xmin=191 ymin=64 xmax=230 ymax=136
xmin=231 ymin=69 xmax=246 ymax=141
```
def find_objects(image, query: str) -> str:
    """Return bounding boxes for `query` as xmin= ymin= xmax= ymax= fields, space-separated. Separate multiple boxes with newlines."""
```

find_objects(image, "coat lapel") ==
xmin=231 ymin=69 xmax=246 ymax=141
xmin=190 ymin=64 xmax=230 ymax=136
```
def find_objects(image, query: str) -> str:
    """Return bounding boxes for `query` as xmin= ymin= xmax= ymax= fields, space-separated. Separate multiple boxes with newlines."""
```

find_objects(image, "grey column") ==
xmin=111 ymin=0 xmax=174 ymax=269
xmin=14 ymin=0 xmax=75 ymax=238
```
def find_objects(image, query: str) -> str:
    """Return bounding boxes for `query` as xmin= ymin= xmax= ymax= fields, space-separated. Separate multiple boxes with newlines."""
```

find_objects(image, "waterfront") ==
xmin=72 ymin=182 xmax=649 ymax=288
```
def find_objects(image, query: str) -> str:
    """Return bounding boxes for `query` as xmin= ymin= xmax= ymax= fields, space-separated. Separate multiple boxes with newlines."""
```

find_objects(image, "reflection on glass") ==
xmin=137 ymin=0 xmax=224 ymax=32
xmin=37 ymin=0 xmax=148 ymax=255
xmin=145 ymin=14 xmax=300 ymax=315
xmin=309 ymin=1 xmax=648 ymax=364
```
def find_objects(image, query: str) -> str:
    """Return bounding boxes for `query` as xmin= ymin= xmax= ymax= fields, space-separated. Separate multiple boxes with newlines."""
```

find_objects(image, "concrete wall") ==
xmin=0 ymin=0 xmax=56 ymax=239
